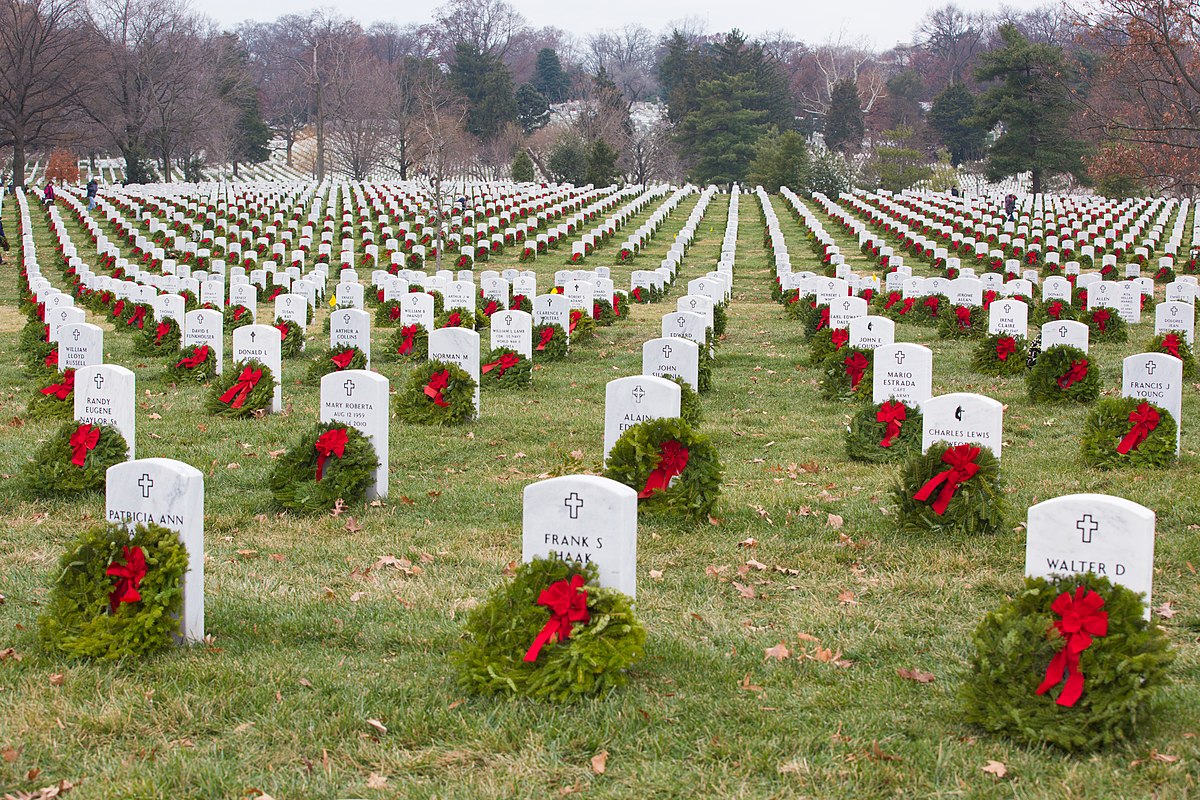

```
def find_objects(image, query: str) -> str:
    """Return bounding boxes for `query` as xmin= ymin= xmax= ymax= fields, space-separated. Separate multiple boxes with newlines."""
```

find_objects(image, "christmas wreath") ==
xmin=605 ymin=417 xmax=722 ymax=524
xmin=394 ymin=360 xmax=476 ymax=426
xmin=480 ymin=348 xmax=532 ymax=389
xmin=168 ymin=344 xmax=216 ymax=383
xmin=1031 ymin=299 xmax=1078 ymax=327
xmin=436 ymin=308 xmax=481 ymax=331
xmin=712 ymin=304 xmax=728 ymax=337
xmin=820 ymin=347 xmax=874 ymax=400
xmin=26 ymin=346 xmax=59 ymax=380
xmin=389 ymin=324 xmax=428 ymax=361
xmin=20 ymin=317 xmax=53 ymax=360
xmin=961 ymin=574 xmax=1173 ymax=751
xmin=1027 ymin=345 xmax=1099 ymax=403
xmin=893 ymin=441 xmax=1007 ymax=536
xmin=1146 ymin=332 xmax=1196 ymax=377
xmin=807 ymin=327 xmax=849 ymax=366
xmin=1080 ymin=398 xmax=1176 ymax=469
xmin=1085 ymin=307 xmax=1128 ymax=343
xmin=131 ymin=318 xmax=180 ymax=356
xmin=224 ymin=304 xmax=254 ymax=332
xmin=376 ymin=300 xmax=404 ymax=327
xmin=938 ymin=304 xmax=984 ymax=339
xmin=532 ymin=323 xmax=569 ymax=361
xmin=510 ymin=294 xmax=533 ymax=314
xmin=28 ymin=369 xmax=76 ymax=421
xmin=972 ymin=334 xmax=1028 ymax=377
xmin=273 ymin=319 xmax=305 ymax=358
xmin=612 ymin=291 xmax=631 ymax=320
xmin=120 ymin=302 xmax=153 ymax=332
xmin=568 ymin=309 xmax=595 ymax=341
xmin=453 ymin=555 xmax=645 ymax=704
xmin=207 ymin=359 xmax=274 ymax=417
xmin=38 ymin=522 xmax=189 ymax=660
xmin=268 ymin=422 xmax=380 ymax=513
xmin=306 ymin=345 xmax=368 ymax=383
xmin=662 ymin=375 xmax=702 ymax=427
xmin=21 ymin=421 xmax=128 ymax=497
xmin=845 ymin=400 xmax=922 ymax=463
xmin=593 ymin=297 xmax=617 ymax=326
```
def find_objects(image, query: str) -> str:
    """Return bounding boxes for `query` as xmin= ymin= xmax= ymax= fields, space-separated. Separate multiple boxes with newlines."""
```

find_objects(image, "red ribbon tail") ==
xmin=523 ymin=620 xmax=559 ymax=662
xmin=1116 ymin=427 xmax=1145 ymax=455
xmin=71 ymin=445 xmax=87 ymax=467
xmin=1035 ymin=649 xmax=1068 ymax=698
xmin=315 ymin=453 xmax=327 ymax=481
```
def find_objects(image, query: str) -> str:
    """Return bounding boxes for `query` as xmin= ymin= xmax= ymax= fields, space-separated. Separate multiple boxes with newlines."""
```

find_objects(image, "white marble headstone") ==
xmin=183 ymin=309 xmax=223 ymax=375
xmin=642 ymin=336 xmax=700 ymax=391
xmin=56 ymin=322 xmax=103 ymax=372
xmin=490 ymin=310 xmax=532 ymax=359
xmin=849 ymin=315 xmax=895 ymax=350
xmin=320 ymin=369 xmax=389 ymax=499
xmin=232 ymin=325 xmax=283 ymax=413
xmin=872 ymin=343 xmax=932 ymax=406
xmin=329 ymin=308 xmax=371 ymax=366
xmin=1123 ymin=352 xmax=1183 ymax=454
xmin=1041 ymin=320 xmax=1090 ymax=353
xmin=603 ymin=375 xmax=681 ymax=462
xmin=428 ymin=327 xmax=481 ymax=417
xmin=921 ymin=392 xmax=1004 ymax=459
xmin=75 ymin=364 xmax=135 ymax=458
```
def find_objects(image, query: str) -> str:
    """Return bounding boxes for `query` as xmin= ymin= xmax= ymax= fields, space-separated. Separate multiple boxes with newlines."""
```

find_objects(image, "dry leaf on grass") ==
xmin=590 ymin=750 xmax=608 ymax=775
xmin=738 ymin=674 xmax=764 ymax=693
xmin=365 ymin=718 xmax=387 ymax=735
xmin=896 ymin=668 xmax=936 ymax=684
xmin=330 ymin=499 xmax=348 ymax=517
xmin=366 ymin=773 xmax=388 ymax=789
xmin=48 ymin=674 xmax=64 ymax=687
xmin=837 ymin=590 xmax=858 ymax=606
xmin=737 ymin=536 xmax=757 ymax=548
xmin=732 ymin=582 xmax=756 ymax=599
xmin=826 ymin=513 xmax=844 ymax=529
xmin=648 ymin=569 xmax=663 ymax=581
xmin=1154 ymin=602 xmax=1177 ymax=619
xmin=344 ymin=517 xmax=363 ymax=533
xmin=763 ymin=643 xmax=791 ymax=661
xmin=981 ymin=760 xmax=1008 ymax=778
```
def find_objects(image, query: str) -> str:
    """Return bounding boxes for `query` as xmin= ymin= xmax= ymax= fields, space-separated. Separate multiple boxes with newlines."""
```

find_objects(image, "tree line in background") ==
xmin=0 ymin=0 xmax=1196 ymax=196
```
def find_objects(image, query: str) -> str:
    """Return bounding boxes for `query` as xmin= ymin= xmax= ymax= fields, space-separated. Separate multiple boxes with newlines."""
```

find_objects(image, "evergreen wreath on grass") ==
xmin=1146 ymin=332 xmax=1196 ymax=377
xmin=120 ymin=302 xmax=153 ymax=332
xmin=427 ymin=289 xmax=445 ymax=315
xmin=845 ymin=400 xmax=922 ymax=463
xmin=807 ymin=327 xmax=849 ymax=366
xmin=605 ymin=417 xmax=722 ymax=523
xmin=1027 ymin=344 xmax=1100 ymax=403
xmin=22 ymin=422 xmax=128 ymax=497
xmin=532 ymin=323 xmax=569 ymax=361
xmin=568 ymin=309 xmax=595 ymax=340
xmin=390 ymin=324 xmax=428 ymax=361
xmin=38 ymin=522 xmax=189 ymax=660
xmin=453 ymin=555 xmax=645 ymax=704
xmin=394 ymin=360 xmax=476 ymax=426
xmin=133 ymin=317 xmax=181 ymax=356
xmin=20 ymin=317 xmax=53 ymax=360
xmin=376 ymin=300 xmax=404 ymax=327
xmin=224 ymin=304 xmax=254 ymax=332
xmin=712 ymin=303 xmax=728 ymax=337
xmin=306 ymin=345 xmax=368 ymax=383
xmin=510 ymin=294 xmax=534 ymax=314
xmin=938 ymin=304 xmax=985 ymax=339
xmin=168 ymin=344 xmax=216 ymax=383
xmin=960 ymin=574 xmax=1173 ymax=751
xmin=28 ymin=369 xmax=76 ymax=421
xmin=436 ymin=308 xmax=481 ymax=331
xmin=972 ymin=334 xmax=1028 ymax=377
xmin=698 ymin=350 xmax=713 ymax=393
xmin=662 ymin=375 xmax=702 ymax=427
xmin=592 ymin=297 xmax=617 ymax=326
xmin=1085 ymin=307 xmax=1128 ymax=343
xmin=26 ymin=346 xmax=59 ymax=380
xmin=893 ymin=441 xmax=1007 ymax=536
xmin=480 ymin=347 xmax=532 ymax=389
xmin=268 ymin=421 xmax=380 ymax=513
xmin=273 ymin=319 xmax=304 ymax=358
xmin=207 ymin=359 xmax=274 ymax=417
xmin=820 ymin=347 xmax=874 ymax=400
xmin=1031 ymin=299 xmax=1078 ymax=327
xmin=612 ymin=291 xmax=630 ymax=320
xmin=1080 ymin=398 xmax=1176 ymax=469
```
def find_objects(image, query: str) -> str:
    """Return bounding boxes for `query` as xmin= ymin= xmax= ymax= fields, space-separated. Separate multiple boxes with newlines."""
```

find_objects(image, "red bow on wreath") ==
xmin=106 ymin=545 xmax=147 ymax=612
xmin=536 ymin=327 xmax=555 ymax=351
xmin=444 ymin=312 xmax=462 ymax=328
xmin=995 ymin=336 xmax=1016 ymax=361
xmin=397 ymin=325 xmax=418 ymax=355
xmin=314 ymin=427 xmax=348 ymax=481
xmin=44 ymin=349 xmax=58 ymax=368
xmin=1047 ymin=301 xmax=1065 ymax=319
xmin=176 ymin=345 xmax=209 ymax=369
xmin=523 ymin=574 xmax=590 ymax=662
xmin=219 ymin=367 xmax=262 ymax=409
xmin=388 ymin=305 xmax=401 ymax=321
xmin=127 ymin=305 xmax=147 ymax=329
xmin=69 ymin=423 xmax=99 ymax=467
xmin=843 ymin=352 xmax=868 ymax=389
xmin=923 ymin=296 xmax=940 ymax=314
xmin=612 ymin=295 xmax=621 ymax=316
xmin=154 ymin=322 xmax=172 ymax=345
xmin=1035 ymin=586 xmax=1108 ymax=707
xmin=831 ymin=328 xmax=849 ymax=349
xmin=482 ymin=353 xmax=520 ymax=377
xmin=274 ymin=323 xmax=290 ymax=341
xmin=955 ymin=306 xmax=972 ymax=328
xmin=424 ymin=370 xmax=450 ymax=407
xmin=1160 ymin=333 xmax=1181 ymax=359
xmin=1057 ymin=359 xmax=1089 ymax=390
xmin=41 ymin=369 xmax=75 ymax=400
xmin=639 ymin=440 xmax=689 ymax=498
xmin=877 ymin=401 xmax=906 ymax=447
xmin=483 ymin=300 xmax=499 ymax=317
xmin=1092 ymin=309 xmax=1110 ymax=331
xmin=912 ymin=443 xmax=980 ymax=515
xmin=1117 ymin=402 xmax=1159 ymax=454
xmin=111 ymin=300 xmax=125 ymax=318
xmin=816 ymin=307 xmax=829 ymax=330
xmin=331 ymin=349 xmax=355 ymax=370
xmin=232 ymin=306 xmax=246 ymax=321
xmin=569 ymin=310 xmax=581 ymax=333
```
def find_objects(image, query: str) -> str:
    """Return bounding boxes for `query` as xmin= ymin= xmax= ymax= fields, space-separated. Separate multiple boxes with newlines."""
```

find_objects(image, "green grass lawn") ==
xmin=0 ymin=188 xmax=1198 ymax=799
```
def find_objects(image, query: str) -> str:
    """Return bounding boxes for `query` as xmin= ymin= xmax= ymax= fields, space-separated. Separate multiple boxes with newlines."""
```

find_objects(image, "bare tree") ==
xmin=0 ymin=0 xmax=91 ymax=187
xmin=328 ymin=56 xmax=396 ymax=180
xmin=914 ymin=4 xmax=988 ymax=89
xmin=415 ymin=77 xmax=471 ymax=269
xmin=431 ymin=0 xmax=526 ymax=59
xmin=585 ymin=25 xmax=658 ymax=105
xmin=795 ymin=33 xmax=886 ymax=117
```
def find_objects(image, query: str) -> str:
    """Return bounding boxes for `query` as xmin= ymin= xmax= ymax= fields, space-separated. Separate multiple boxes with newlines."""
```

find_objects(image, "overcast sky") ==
xmin=196 ymin=0 xmax=1052 ymax=50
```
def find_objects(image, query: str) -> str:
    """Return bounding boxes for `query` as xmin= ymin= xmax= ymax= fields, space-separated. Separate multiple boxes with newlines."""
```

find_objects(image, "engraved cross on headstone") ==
xmin=1145 ymin=361 xmax=1156 ymax=375
xmin=661 ymin=344 xmax=672 ymax=359
xmin=894 ymin=351 xmax=906 ymax=364
xmin=1077 ymin=514 xmax=1099 ymax=544
xmin=138 ymin=473 xmax=154 ymax=498
xmin=632 ymin=386 xmax=645 ymax=403
xmin=93 ymin=373 xmax=105 ymax=390
xmin=344 ymin=379 xmax=355 ymax=396
xmin=72 ymin=329 xmax=81 ymax=341
xmin=564 ymin=492 xmax=584 ymax=519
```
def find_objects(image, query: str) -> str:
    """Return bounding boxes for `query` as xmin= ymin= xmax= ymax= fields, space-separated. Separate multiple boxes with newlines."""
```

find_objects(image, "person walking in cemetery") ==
xmin=43 ymin=181 xmax=55 ymax=206
xmin=1004 ymin=193 xmax=1016 ymax=220
xmin=86 ymin=177 xmax=99 ymax=210
xmin=0 ymin=219 xmax=7 ymax=265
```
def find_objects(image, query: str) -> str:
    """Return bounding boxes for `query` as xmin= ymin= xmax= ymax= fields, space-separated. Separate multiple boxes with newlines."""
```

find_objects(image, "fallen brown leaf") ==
xmin=738 ymin=674 xmax=764 ymax=692
xmin=763 ymin=643 xmax=791 ymax=661
xmin=49 ymin=673 xmax=65 ymax=687
xmin=344 ymin=517 xmax=363 ymax=533
xmin=590 ymin=750 xmax=608 ymax=775
xmin=827 ymin=513 xmax=844 ymax=529
xmin=365 ymin=718 xmax=387 ymax=735
xmin=732 ymin=581 xmax=756 ymax=599
xmin=896 ymin=668 xmax=936 ymax=684
xmin=981 ymin=760 xmax=1008 ymax=778
xmin=366 ymin=773 xmax=388 ymax=789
